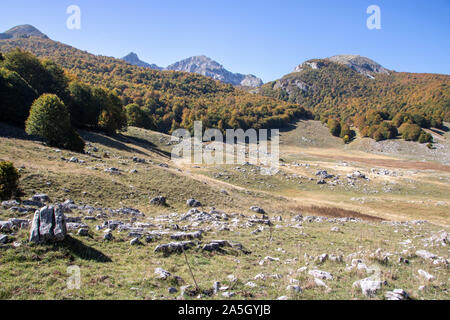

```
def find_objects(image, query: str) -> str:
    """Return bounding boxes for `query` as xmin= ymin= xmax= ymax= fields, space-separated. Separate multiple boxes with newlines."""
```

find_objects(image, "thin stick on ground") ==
xmin=182 ymin=246 xmax=199 ymax=291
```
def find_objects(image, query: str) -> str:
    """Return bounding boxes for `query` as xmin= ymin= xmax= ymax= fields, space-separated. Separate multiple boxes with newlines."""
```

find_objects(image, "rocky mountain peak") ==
xmin=293 ymin=55 xmax=390 ymax=78
xmin=328 ymin=55 xmax=390 ymax=77
xmin=167 ymin=55 xmax=263 ymax=88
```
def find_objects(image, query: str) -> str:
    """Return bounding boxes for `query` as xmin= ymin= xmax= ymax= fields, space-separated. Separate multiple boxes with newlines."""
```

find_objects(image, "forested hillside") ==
xmin=0 ymin=38 xmax=310 ymax=134
xmin=258 ymin=59 xmax=449 ymax=142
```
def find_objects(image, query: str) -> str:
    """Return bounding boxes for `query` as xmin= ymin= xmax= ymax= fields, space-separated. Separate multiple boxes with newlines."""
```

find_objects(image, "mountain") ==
xmin=258 ymin=55 xmax=450 ymax=122
xmin=166 ymin=55 xmax=263 ymax=88
xmin=0 ymin=24 xmax=48 ymax=40
xmin=0 ymin=27 xmax=308 ymax=134
xmin=121 ymin=52 xmax=162 ymax=70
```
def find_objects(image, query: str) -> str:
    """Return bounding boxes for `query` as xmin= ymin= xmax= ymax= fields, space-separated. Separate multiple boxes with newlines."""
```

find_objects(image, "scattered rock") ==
xmin=186 ymin=199 xmax=202 ymax=207
xmin=353 ymin=278 xmax=386 ymax=297
xmin=154 ymin=241 xmax=196 ymax=255
xmin=418 ymin=269 xmax=435 ymax=281
xmin=130 ymin=237 xmax=141 ymax=246
xmin=150 ymin=196 xmax=167 ymax=206
xmin=250 ymin=206 xmax=265 ymax=214
xmin=415 ymin=250 xmax=437 ymax=260
xmin=385 ymin=289 xmax=409 ymax=300
xmin=308 ymin=270 xmax=333 ymax=280
xmin=77 ymin=228 xmax=89 ymax=237
xmin=168 ymin=287 xmax=178 ymax=294
xmin=286 ymin=285 xmax=302 ymax=293
xmin=155 ymin=268 xmax=171 ymax=280
xmin=0 ymin=234 xmax=9 ymax=244
xmin=222 ymin=291 xmax=235 ymax=298
xmin=103 ymin=232 xmax=113 ymax=241
xmin=32 ymin=194 xmax=50 ymax=203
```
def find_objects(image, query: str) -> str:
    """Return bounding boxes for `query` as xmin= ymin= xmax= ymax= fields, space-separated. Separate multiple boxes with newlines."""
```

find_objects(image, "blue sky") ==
xmin=1 ymin=0 xmax=449 ymax=82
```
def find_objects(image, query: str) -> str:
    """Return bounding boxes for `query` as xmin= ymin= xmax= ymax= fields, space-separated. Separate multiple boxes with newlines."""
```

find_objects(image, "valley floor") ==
xmin=0 ymin=121 xmax=448 ymax=300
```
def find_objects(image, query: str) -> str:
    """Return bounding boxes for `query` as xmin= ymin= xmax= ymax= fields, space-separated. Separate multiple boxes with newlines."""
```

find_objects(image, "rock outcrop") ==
xmin=29 ymin=206 xmax=67 ymax=243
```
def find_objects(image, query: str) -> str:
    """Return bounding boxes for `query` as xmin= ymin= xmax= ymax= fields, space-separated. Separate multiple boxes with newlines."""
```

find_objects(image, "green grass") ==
xmin=0 ymin=122 xmax=448 ymax=300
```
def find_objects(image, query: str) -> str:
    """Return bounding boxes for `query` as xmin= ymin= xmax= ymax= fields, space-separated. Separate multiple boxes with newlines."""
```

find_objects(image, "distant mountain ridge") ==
xmin=166 ymin=55 xmax=263 ymax=87
xmin=121 ymin=52 xmax=162 ymax=70
xmin=121 ymin=53 xmax=264 ymax=88
xmin=0 ymin=24 xmax=48 ymax=40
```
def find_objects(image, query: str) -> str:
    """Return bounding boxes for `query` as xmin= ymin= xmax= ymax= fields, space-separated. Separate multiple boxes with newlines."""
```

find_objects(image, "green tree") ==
xmin=95 ymin=89 xmax=127 ymax=134
xmin=3 ymin=49 xmax=69 ymax=102
xmin=25 ymin=94 xmax=85 ymax=152
xmin=0 ymin=67 xmax=38 ymax=126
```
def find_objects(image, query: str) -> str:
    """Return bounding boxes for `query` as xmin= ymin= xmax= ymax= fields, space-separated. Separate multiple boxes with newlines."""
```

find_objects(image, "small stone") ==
xmin=168 ymin=287 xmax=178 ymax=294
xmin=0 ymin=234 xmax=9 ymax=244
xmin=130 ymin=237 xmax=141 ymax=246
xmin=286 ymin=285 xmax=302 ymax=293
xmin=416 ymin=250 xmax=437 ymax=260
xmin=308 ymin=270 xmax=333 ymax=280
xmin=186 ymin=199 xmax=202 ymax=207
xmin=250 ymin=206 xmax=265 ymax=214
xmin=222 ymin=291 xmax=235 ymax=298
xmin=418 ymin=269 xmax=435 ymax=281
xmin=103 ymin=232 xmax=113 ymax=241
xmin=77 ymin=228 xmax=89 ymax=237
xmin=385 ymin=289 xmax=409 ymax=300
xmin=155 ymin=268 xmax=171 ymax=280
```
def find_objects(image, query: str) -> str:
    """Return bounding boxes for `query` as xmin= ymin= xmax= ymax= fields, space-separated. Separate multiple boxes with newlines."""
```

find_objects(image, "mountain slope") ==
xmin=167 ymin=55 xmax=263 ymax=88
xmin=259 ymin=56 xmax=450 ymax=122
xmin=121 ymin=52 xmax=162 ymax=70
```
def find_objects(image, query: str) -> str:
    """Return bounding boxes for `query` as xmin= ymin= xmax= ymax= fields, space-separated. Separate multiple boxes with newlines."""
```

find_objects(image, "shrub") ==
xmin=418 ymin=131 xmax=433 ymax=144
xmin=0 ymin=161 xmax=20 ymax=200
xmin=399 ymin=123 xmax=422 ymax=141
xmin=327 ymin=119 xmax=341 ymax=137
xmin=25 ymin=94 xmax=85 ymax=152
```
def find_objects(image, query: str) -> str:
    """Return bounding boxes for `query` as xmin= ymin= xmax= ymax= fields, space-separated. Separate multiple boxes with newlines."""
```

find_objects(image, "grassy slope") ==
xmin=0 ymin=122 xmax=448 ymax=300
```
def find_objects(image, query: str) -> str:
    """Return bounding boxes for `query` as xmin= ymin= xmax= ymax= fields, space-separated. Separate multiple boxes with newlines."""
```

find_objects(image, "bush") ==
xmin=418 ymin=131 xmax=433 ymax=144
xmin=399 ymin=123 xmax=422 ymax=141
xmin=0 ymin=161 xmax=20 ymax=200
xmin=25 ymin=94 xmax=85 ymax=152
xmin=327 ymin=119 xmax=341 ymax=137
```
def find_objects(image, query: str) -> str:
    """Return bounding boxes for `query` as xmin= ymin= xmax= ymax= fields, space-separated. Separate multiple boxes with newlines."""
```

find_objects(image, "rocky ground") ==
xmin=0 ymin=122 xmax=448 ymax=300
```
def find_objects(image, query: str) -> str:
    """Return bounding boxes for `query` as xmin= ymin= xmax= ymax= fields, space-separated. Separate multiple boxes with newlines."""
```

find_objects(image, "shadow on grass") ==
xmin=80 ymin=130 xmax=172 ymax=158
xmin=429 ymin=125 xmax=449 ymax=135
xmin=61 ymin=236 xmax=112 ymax=263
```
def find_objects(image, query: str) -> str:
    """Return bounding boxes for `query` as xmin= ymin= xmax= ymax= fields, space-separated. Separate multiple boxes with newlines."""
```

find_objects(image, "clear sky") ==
xmin=1 ymin=0 xmax=449 ymax=82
